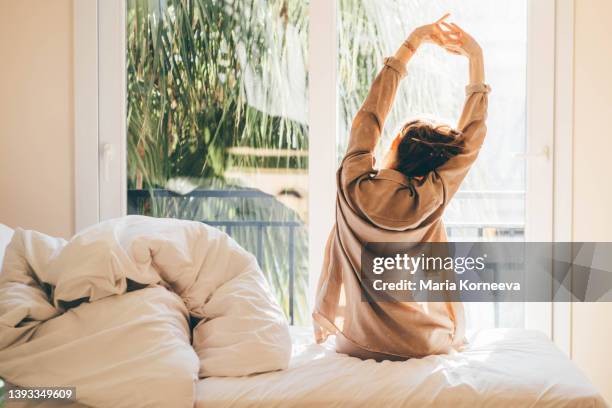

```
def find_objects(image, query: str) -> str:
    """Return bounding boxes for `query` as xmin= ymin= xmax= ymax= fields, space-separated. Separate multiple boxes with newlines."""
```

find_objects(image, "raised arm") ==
xmin=434 ymin=23 xmax=490 ymax=202
xmin=342 ymin=44 xmax=412 ymax=159
xmin=343 ymin=15 xmax=456 ymax=160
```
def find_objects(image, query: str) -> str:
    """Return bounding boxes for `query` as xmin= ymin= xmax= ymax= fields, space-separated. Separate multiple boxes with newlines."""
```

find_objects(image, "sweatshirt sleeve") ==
xmin=435 ymin=83 xmax=491 ymax=203
xmin=340 ymin=56 xmax=406 ymax=183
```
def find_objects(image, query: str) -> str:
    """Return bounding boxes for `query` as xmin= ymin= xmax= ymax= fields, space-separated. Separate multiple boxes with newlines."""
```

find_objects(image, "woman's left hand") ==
xmin=406 ymin=13 xmax=461 ymax=50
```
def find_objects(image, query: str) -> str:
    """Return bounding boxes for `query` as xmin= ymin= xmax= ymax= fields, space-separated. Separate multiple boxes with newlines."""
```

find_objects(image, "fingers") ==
xmin=444 ymin=41 xmax=465 ymax=55
xmin=424 ymin=16 xmax=469 ymax=56
xmin=432 ymin=25 xmax=461 ymax=46
xmin=450 ymin=22 xmax=467 ymax=35
xmin=441 ymin=22 xmax=460 ymax=35
xmin=429 ymin=23 xmax=452 ymax=40
xmin=435 ymin=13 xmax=451 ymax=24
xmin=444 ymin=46 xmax=462 ymax=55
xmin=440 ymin=22 xmax=462 ymax=41
xmin=424 ymin=15 xmax=466 ymax=49
xmin=432 ymin=23 xmax=445 ymax=38
xmin=430 ymin=34 xmax=444 ymax=47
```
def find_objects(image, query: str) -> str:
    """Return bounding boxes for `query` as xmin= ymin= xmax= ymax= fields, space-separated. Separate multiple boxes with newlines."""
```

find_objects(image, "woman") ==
xmin=313 ymin=15 xmax=490 ymax=360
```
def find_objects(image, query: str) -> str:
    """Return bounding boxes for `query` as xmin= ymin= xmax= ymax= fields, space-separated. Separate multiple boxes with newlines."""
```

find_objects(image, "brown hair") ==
xmin=395 ymin=119 xmax=464 ymax=177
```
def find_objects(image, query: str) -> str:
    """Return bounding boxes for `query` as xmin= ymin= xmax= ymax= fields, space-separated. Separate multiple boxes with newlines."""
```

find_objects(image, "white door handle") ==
xmin=512 ymin=146 xmax=550 ymax=160
xmin=101 ymin=143 xmax=115 ymax=182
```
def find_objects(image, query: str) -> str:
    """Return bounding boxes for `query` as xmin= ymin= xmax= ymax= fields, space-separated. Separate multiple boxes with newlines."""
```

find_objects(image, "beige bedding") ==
xmin=0 ymin=216 xmax=291 ymax=407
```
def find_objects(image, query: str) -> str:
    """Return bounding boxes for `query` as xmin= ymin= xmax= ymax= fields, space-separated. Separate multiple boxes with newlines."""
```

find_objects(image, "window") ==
xmin=78 ymin=0 xmax=569 ymax=340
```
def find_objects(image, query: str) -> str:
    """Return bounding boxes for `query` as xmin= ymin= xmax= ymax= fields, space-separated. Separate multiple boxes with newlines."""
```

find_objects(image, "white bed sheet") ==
xmin=197 ymin=326 xmax=607 ymax=407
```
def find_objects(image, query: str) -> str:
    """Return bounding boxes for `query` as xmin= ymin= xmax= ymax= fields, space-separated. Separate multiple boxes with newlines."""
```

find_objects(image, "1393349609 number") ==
xmin=5 ymin=386 xmax=76 ymax=401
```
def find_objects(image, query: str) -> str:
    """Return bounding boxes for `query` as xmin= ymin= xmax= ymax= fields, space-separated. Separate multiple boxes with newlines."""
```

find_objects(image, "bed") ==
xmin=197 ymin=326 xmax=607 ymax=407
xmin=0 ymin=223 xmax=607 ymax=407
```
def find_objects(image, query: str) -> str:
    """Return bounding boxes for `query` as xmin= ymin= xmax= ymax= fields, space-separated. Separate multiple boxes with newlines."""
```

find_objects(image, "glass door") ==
xmin=95 ymin=0 xmax=555 ymax=332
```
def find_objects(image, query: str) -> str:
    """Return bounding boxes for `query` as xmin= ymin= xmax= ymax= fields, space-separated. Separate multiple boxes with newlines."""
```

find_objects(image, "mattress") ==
xmin=197 ymin=326 xmax=607 ymax=407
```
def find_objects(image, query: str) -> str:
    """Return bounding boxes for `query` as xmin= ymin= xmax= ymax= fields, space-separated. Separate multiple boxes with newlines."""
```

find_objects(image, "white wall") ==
xmin=571 ymin=0 xmax=612 ymax=403
xmin=0 ymin=0 xmax=74 ymax=238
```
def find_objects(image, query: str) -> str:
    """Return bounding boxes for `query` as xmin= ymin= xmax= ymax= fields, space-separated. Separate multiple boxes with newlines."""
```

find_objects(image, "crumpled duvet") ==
xmin=0 ymin=216 xmax=291 ymax=407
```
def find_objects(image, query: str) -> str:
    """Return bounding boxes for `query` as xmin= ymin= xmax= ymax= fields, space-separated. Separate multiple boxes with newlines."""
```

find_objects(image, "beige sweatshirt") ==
xmin=313 ymin=55 xmax=490 ymax=360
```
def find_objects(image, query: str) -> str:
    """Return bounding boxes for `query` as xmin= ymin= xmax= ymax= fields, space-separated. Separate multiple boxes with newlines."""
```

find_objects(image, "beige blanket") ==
xmin=0 ymin=216 xmax=291 ymax=407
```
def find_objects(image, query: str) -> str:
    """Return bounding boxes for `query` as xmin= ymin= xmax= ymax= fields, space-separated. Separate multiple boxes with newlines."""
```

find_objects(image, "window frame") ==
xmin=74 ymin=0 xmax=574 ymax=352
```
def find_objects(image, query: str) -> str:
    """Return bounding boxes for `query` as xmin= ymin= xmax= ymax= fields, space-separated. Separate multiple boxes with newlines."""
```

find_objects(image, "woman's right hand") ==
xmin=439 ymin=22 xmax=482 ymax=58
xmin=439 ymin=22 xmax=485 ymax=84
